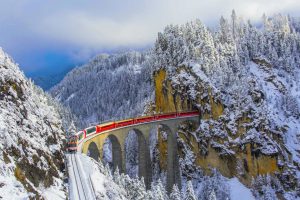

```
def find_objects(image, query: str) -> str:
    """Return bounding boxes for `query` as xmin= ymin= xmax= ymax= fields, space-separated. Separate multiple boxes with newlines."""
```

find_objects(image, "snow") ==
xmin=73 ymin=153 xmax=127 ymax=200
xmin=125 ymin=131 xmax=139 ymax=178
xmin=68 ymin=153 xmax=101 ymax=200
xmin=228 ymin=178 xmax=255 ymax=200
xmin=42 ymin=184 xmax=66 ymax=200
xmin=191 ymin=63 xmax=211 ymax=84
xmin=65 ymin=93 xmax=76 ymax=102
xmin=249 ymin=62 xmax=300 ymax=162
xmin=0 ymin=175 xmax=29 ymax=200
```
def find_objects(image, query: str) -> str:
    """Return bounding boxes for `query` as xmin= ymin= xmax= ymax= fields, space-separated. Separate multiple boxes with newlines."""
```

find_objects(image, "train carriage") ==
xmin=134 ymin=115 xmax=155 ymax=123
xmin=115 ymin=119 xmax=134 ymax=128
xmin=85 ymin=126 xmax=96 ymax=136
xmin=96 ymin=122 xmax=116 ymax=133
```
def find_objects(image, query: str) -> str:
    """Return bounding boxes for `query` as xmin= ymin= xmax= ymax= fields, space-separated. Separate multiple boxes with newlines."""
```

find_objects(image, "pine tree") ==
xmin=113 ymin=167 xmax=121 ymax=185
xmin=185 ymin=181 xmax=197 ymax=200
xmin=262 ymin=13 xmax=272 ymax=32
xmin=219 ymin=16 xmax=232 ymax=43
xmin=67 ymin=121 xmax=76 ymax=136
xmin=170 ymin=184 xmax=182 ymax=200
xmin=150 ymin=179 xmax=169 ymax=200
xmin=231 ymin=9 xmax=238 ymax=39
xmin=125 ymin=177 xmax=148 ymax=200
xmin=208 ymin=189 xmax=217 ymax=200
xmin=104 ymin=163 xmax=113 ymax=178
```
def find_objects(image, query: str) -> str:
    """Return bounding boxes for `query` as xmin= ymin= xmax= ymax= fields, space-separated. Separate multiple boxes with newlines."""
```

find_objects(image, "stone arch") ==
xmin=104 ymin=134 xmax=122 ymax=172
xmin=157 ymin=123 xmax=181 ymax=193
xmin=125 ymin=128 xmax=152 ymax=189
xmin=87 ymin=142 xmax=100 ymax=161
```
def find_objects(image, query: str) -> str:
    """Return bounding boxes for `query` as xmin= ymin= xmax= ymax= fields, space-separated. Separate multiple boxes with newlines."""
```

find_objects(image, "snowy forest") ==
xmin=51 ymin=52 xmax=154 ymax=129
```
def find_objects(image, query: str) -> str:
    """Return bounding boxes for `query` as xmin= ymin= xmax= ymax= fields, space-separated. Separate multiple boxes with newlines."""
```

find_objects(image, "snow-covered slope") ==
xmin=50 ymin=52 xmax=154 ymax=129
xmin=0 ymin=48 xmax=66 ymax=199
xmin=152 ymin=12 xmax=300 ymax=199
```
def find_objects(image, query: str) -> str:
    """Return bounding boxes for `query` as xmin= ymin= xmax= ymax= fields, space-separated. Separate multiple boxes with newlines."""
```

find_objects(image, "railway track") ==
xmin=70 ymin=153 xmax=89 ymax=200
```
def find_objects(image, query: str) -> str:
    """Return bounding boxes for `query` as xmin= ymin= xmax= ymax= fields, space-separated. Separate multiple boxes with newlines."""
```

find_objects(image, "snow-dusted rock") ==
xmin=0 ymin=48 xmax=66 ymax=199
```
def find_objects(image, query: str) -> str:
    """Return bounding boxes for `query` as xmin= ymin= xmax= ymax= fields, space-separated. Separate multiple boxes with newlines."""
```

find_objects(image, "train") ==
xmin=66 ymin=134 xmax=78 ymax=152
xmin=66 ymin=111 xmax=199 ymax=152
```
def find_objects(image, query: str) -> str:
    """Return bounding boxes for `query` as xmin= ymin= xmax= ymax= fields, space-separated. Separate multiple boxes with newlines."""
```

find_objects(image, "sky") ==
xmin=0 ymin=0 xmax=300 ymax=75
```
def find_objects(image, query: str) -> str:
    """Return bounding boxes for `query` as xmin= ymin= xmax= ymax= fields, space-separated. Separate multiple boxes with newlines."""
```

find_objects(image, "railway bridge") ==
xmin=78 ymin=111 xmax=199 ymax=192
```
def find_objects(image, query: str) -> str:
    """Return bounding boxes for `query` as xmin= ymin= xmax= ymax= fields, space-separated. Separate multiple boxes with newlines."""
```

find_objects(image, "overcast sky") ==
xmin=0 ymin=0 xmax=299 ymax=74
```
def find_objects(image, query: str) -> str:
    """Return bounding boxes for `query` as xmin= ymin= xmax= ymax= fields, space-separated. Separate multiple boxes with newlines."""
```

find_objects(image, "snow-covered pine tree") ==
xmin=170 ymin=184 xmax=182 ymax=200
xmin=208 ymin=189 xmax=217 ymax=200
xmin=67 ymin=121 xmax=76 ymax=136
xmin=149 ymin=179 xmax=169 ymax=200
xmin=125 ymin=131 xmax=139 ymax=178
xmin=104 ymin=163 xmax=113 ymax=178
xmin=231 ymin=9 xmax=238 ymax=40
xmin=124 ymin=176 xmax=148 ymax=199
xmin=185 ymin=181 xmax=197 ymax=200
xmin=113 ymin=167 xmax=121 ymax=185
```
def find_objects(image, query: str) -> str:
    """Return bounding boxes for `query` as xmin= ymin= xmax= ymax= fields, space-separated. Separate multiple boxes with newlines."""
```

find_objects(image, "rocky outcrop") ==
xmin=153 ymin=65 xmax=299 ymax=196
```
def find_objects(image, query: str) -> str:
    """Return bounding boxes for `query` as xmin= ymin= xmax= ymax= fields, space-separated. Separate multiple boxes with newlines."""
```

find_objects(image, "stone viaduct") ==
xmin=79 ymin=115 xmax=199 ymax=192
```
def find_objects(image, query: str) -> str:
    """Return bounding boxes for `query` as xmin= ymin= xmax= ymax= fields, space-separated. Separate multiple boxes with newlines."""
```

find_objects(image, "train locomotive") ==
xmin=66 ymin=134 xmax=79 ymax=152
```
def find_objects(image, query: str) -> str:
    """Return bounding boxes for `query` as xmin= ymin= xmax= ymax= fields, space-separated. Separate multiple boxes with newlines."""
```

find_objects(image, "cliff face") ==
xmin=154 ymin=69 xmax=193 ymax=113
xmin=153 ymin=63 xmax=299 ymax=194
xmin=0 ymin=48 xmax=66 ymax=199
xmin=154 ymin=68 xmax=223 ymax=119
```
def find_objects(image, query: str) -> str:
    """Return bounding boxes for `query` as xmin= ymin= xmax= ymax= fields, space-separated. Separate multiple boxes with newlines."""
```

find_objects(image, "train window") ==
xmin=86 ymin=127 xmax=96 ymax=135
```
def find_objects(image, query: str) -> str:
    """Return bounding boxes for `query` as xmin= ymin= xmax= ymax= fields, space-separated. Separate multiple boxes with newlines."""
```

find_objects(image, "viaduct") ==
xmin=78 ymin=113 xmax=199 ymax=192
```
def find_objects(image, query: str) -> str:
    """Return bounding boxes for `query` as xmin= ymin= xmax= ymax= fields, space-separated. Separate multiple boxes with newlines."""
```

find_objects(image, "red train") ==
xmin=66 ymin=111 xmax=199 ymax=151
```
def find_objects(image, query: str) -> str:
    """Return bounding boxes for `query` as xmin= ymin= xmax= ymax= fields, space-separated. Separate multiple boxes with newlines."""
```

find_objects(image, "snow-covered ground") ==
xmin=228 ymin=178 xmax=255 ymax=200
xmin=42 ymin=184 xmax=66 ymax=200
xmin=0 ymin=175 xmax=29 ymax=199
